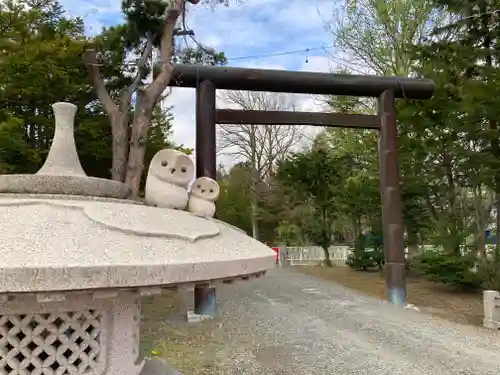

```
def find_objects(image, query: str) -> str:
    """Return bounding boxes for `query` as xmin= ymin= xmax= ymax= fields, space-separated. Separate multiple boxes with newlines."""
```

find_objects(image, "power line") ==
xmin=226 ymin=44 xmax=335 ymax=61
xmin=179 ymin=8 xmax=500 ymax=63
xmin=180 ymin=8 xmax=335 ymax=63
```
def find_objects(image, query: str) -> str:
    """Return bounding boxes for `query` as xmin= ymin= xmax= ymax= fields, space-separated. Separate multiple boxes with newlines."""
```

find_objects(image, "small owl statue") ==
xmin=145 ymin=149 xmax=194 ymax=210
xmin=187 ymin=177 xmax=220 ymax=218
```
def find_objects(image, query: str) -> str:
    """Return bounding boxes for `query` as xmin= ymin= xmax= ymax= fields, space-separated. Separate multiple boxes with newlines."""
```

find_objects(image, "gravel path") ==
xmin=204 ymin=268 xmax=500 ymax=375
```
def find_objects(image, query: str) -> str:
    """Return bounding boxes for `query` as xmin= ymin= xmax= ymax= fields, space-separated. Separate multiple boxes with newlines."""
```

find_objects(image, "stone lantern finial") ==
xmin=0 ymin=102 xmax=129 ymax=198
xmin=37 ymin=102 xmax=86 ymax=176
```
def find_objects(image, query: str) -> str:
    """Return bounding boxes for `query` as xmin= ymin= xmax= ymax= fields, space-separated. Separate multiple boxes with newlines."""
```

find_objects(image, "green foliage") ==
xmin=216 ymin=163 xmax=253 ymax=235
xmin=277 ymin=148 xmax=349 ymax=265
xmin=477 ymin=247 xmax=500 ymax=291
xmin=278 ymin=148 xmax=345 ymax=208
xmin=0 ymin=0 xmax=92 ymax=173
xmin=274 ymin=221 xmax=303 ymax=246
xmin=0 ymin=112 xmax=41 ymax=173
xmin=411 ymin=250 xmax=483 ymax=291
xmin=346 ymin=233 xmax=385 ymax=271
xmin=173 ymin=46 xmax=227 ymax=66
xmin=0 ymin=0 xmax=185 ymax=180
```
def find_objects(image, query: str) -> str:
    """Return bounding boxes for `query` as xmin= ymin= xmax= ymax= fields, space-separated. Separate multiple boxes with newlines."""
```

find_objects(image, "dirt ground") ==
xmin=296 ymin=265 xmax=485 ymax=327
xmin=139 ymin=269 xmax=490 ymax=374
xmin=140 ymin=291 xmax=224 ymax=374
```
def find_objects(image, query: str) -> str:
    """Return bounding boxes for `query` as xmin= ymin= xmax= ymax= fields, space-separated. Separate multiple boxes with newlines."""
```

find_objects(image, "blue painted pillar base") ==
xmin=385 ymin=262 xmax=407 ymax=307
xmin=387 ymin=287 xmax=407 ymax=307
xmin=194 ymin=285 xmax=216 ymax=316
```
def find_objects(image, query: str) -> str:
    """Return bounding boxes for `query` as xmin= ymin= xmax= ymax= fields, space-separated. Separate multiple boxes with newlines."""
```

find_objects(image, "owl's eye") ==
xmin=161 ymin=160 xmax=168 ymax=167
xmin=209 ymin=189 xmax=214 ymax=193
xmin=197 ymin=184 xmax=201 ymax=188
xmin=181 ymin=166 xmax=187 ymax=173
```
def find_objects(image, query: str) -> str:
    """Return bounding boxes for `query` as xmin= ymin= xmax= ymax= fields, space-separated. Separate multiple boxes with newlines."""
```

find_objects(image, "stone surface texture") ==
xmin=0 ymin=101 xmax=275 ymax=375
xmin=36 ymin=103 xmax=86 ymax=177
xmin=141 ymin=358 xmax=184 ymax=375
xmin=144 ymin=149 xmax=193 ymax=210
xmin=0 ymin=195 xmax=274 ymax=293
xmin=0 ymin=174 xmax=130 ymax=198
xmin=483 ymin=290 xmax=500 ymax=329
xmin=0 ymin=101 xmax=275 ymax=293
xmin=179 ymin=268 xmax=500 ymax=374
xmin=187 ymin=177 xmax=219 ymax=218
xmin=0 ymin=290 xmax=144 ymax=375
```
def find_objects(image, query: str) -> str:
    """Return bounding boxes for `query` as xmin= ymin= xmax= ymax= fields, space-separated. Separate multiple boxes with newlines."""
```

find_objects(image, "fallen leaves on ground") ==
xmin=296 ymin=266 xmax=484 ymax=326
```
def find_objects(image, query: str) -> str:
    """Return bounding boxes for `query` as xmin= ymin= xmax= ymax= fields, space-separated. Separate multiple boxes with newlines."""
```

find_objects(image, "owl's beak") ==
xmin=201 ymin=189 xmax=206 ymax=193
xmin=170 ymin=168 xmax=176 ymax=173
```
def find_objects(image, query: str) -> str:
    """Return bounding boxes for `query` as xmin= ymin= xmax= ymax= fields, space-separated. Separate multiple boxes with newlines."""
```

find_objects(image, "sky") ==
xmin=59 ymin=0 xmax=342 ymax=164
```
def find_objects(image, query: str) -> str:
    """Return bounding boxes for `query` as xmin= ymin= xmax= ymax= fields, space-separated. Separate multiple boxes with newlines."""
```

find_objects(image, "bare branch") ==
xmin=123 ymin=31 xmax=154 ymax=107
xmin=83 ymin=49 xmax=118 ymax=116
xmin=146 ymin=0 xmax=184 ymax=102
xmin=217 ymin=90 xmax=305 ymax=181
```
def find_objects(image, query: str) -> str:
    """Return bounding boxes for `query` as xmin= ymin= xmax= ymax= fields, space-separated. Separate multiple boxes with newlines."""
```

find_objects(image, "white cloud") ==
xmin=62 ymin=0 xmax=339 ymax=166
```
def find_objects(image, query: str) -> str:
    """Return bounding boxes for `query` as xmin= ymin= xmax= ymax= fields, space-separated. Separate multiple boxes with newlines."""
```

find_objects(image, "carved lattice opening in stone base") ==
xmin=0 ymin=310 xmax=105 ymax=375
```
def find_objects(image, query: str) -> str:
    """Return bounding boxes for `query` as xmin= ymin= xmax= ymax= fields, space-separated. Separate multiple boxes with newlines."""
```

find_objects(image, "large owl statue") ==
xmin=145 ymin=149 xmax=194 ymax=210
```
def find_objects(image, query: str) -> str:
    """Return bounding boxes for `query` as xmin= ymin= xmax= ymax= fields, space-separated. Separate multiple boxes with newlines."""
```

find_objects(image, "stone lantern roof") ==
xmin=0 ymin=102 xmax=275 ymax=294
xmin=0 ymin=102 xmax=275 ymax=375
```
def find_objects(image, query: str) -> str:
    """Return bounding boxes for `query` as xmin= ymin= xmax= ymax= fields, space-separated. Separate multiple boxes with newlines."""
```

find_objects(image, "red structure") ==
xmin=272 ymin=247 xmax=279 ymax=264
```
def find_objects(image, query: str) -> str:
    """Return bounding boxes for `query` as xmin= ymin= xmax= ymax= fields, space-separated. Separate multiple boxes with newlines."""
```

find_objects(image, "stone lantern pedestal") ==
xmin=0 ymin=290 xmax=142 ymax=374
xmin=0 ymin=103 xmax=275 ymax=375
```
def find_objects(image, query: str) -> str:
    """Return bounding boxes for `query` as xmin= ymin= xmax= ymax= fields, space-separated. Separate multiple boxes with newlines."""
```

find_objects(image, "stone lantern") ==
xmin=0 ymin=103 xmax=275 ymax=375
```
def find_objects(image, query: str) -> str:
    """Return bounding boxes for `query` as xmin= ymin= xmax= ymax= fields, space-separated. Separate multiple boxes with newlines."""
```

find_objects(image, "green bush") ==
xmin=477 ymin=246 xmax=500 ymax=291
xmin=411 ymin=250 xmax=483 ymax=291
xmin=346 ymin=234 xmax=384 ymax=271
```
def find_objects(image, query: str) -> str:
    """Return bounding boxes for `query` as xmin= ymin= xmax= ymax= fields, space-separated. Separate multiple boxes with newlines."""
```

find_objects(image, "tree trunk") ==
xmin=125 ymin=98 xmax=151 ymax=198
xmin=472 ymin=185 xmax=488 ymax=258
xmin=250 ymin=125 xmax=259 ymax=240
xmin=495 ymin=197 xmax=500 ymax=250
xmin=110 ymin=111 xmax=129 ymax=182
xmin=251 ymin=202 xmax=259 ymax=240
xmin=322 ymin=246 xmax=332 ymax=267
xmin=407 ymin=230 xmax=420 ymax=259
xmin=352 ymin=217 xmax=360 ymax=238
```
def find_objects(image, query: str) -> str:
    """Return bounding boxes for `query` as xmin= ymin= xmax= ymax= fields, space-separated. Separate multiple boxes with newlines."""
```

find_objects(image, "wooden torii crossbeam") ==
xmin=169 ymin=64 xmax=435 ymax=307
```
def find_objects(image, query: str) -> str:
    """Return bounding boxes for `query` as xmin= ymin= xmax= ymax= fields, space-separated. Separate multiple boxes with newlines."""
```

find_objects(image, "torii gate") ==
xmin=169 ymin=64 xmax=435 ymax=308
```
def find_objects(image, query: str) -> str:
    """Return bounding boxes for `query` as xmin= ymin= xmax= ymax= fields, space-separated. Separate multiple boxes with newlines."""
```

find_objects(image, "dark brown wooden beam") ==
xmin=216 ymin=109 xmax=380 ymax=129
xmin=170 ymin=64 xmax=435 ymax=99
xmin=377 ymin=89 xmax=407 ymax=307
xmin=195 ymin=80 xmax=216 ymax=179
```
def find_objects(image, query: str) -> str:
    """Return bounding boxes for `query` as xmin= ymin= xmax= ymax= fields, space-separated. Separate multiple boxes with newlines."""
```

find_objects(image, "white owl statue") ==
xmin=187 ymin=176 xmax=220 ymax=218
xmin=145 ymin=149 xmax=194 ymax=210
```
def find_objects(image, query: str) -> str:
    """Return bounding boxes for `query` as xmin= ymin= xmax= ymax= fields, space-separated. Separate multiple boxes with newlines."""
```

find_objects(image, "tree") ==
xmin=398 ymin=0 xmax=500 ymax=257
xmin=317 ymin=77 xmax=382 ymax=241
xmin=83 ymin=0 xmax=229 ymax=198
xmin=323 ymin=0 xmax=456 ymax=255
xmin=327 ymin=0 xmax=448 ymax=75
xmin=277 ymin=148 xmax=348 ymax=266
xmin=217 ymin=90 xmax=304 ymax=239
xmin=216 ymin=163 xmax=253 ymax=235
xmin=0 ymin=0 xmax=184 ymax=183
xmin=0 ymin=0 xmax=93 ymax=172
xmin=423 ymin=0 xmax=500 ymax=252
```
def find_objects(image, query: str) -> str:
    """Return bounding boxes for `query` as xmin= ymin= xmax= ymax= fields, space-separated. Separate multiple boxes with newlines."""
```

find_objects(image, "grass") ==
xmin=296 ymin=265 xmax=484 ymax=326
xmin=140 ymin=291 xmax=223 ymax=374
xmin=140 ymin=290 xmax=257 ymax=374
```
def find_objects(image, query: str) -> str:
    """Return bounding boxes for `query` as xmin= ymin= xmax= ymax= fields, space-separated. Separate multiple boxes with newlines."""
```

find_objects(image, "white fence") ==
xmin=280 ymin=244 xmax=500 ymax=268
xmin=281 ymin=246 xmax=350 ymax=266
